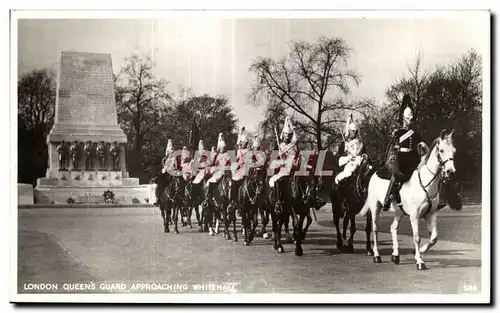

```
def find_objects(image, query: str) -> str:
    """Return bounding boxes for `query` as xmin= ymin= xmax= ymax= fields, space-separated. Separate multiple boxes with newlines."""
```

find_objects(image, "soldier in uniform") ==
xmin=84 ymin=141 xmax=94 ymax=170
xmin=205 ymin=133 xmax=232 ymax=198
xmin=335 ymin=113 xmax=367 ymax=184
xmin=230 ymin=127 xmax=251 ymax=209
xmin=180 ymin=146 xmax=193 ymax=182
xmin=382 ymin=94 xmax=426 ymax=211
xmin=57 ymin=140 xmax=68 ymax=171
xmin=96 ymin=141 xmax=106 ymax=170
xmin=154 ymin=139 xmax=177 ymax=206
xmin=192 ymin=140 xmax=211 ymax=185
xmin=69 ymin=141 xmax=79 ymax=170
xmin=269 ymin=116 xmax=301 ymax=201
xmin=109 ymin=141 xmax=120 ymax=170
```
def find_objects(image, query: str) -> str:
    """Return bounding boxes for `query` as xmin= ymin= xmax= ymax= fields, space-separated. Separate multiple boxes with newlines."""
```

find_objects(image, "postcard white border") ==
xmin=9 ymin=9 xmax=491 ymax=304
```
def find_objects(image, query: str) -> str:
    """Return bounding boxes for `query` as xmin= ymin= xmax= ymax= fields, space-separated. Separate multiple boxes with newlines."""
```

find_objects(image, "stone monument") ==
xmin=34 ymin=51 xmax=150 ymax=204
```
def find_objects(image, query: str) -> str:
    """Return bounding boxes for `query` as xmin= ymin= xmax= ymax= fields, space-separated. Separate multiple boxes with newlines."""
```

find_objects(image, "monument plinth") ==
xmin=35 ymin=51 xmax=150 ymax=204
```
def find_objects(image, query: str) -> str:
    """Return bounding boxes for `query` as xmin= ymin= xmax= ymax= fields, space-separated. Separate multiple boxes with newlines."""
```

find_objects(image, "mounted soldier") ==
xmin=192 ymin=140 xmax=211 ymax=185
xmin=335 ymin=113 xmax=367 ymax=185
xmin=154 ymin=139 xmax=178 ymax=206
xmin=381 ymin=94 xmax=426 ymax=211
xmin=269 ymin=116 xmax=300 ymax=200
xmin=230 ymin=127 xmax=251 ymax=209
xmin=206 ymin=133 xmax=232 ymax=194
xmin=180 ymin=146 xmax=192 ymax=182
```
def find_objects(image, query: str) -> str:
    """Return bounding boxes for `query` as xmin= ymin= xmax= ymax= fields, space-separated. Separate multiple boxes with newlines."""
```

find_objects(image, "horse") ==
xmin=159 ymin=175 xmax=185 ymax=234
xmin=183 ymin=178 xmax=205 ymax=231
xmin=359 ymin=129 xmax=460 ymax=270
xmin=332 ymin=157 xmax=375 ymax=254
xmin=237 ymin=167 xmax=266 ymax=246
xmin=204 ymin=170 xmax=231 ymax=237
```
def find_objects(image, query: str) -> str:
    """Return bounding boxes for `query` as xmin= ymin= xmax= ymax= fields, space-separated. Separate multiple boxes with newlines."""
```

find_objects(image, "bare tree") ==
xmin=18 ymin=69 xmax=56 ymax=130
xmin=249 ymin=36 xmax=372 ymax=150
xmin=114 ymin=53 xmax=173 ymax=177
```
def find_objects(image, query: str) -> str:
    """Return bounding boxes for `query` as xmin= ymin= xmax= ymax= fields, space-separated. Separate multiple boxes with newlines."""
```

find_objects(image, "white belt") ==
xmin=399 ymin=147 xmax=411 ymax=152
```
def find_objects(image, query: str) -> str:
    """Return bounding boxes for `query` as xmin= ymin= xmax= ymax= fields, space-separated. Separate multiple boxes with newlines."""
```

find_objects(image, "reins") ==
xmin=417 ymin=145 xmax=453 ymax=217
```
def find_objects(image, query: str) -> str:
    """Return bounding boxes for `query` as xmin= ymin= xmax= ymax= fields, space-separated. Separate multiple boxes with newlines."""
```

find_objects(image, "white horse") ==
xmin=359 ymin=129 xmax=458 ymax=270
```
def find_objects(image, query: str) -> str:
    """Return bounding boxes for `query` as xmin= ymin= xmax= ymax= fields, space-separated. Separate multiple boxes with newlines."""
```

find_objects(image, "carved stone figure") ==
xmin=97 ymin=141 xmax=106 ymax=170
xmin=69 ymin=141 xmax=79 ymax=170
xmin=56 ymin=140 xmax=68 ymax=171
xmin=84 ymin=141 xmax=94 ymax=170
xmin=110 ymin=141 xmax=121 ymax=171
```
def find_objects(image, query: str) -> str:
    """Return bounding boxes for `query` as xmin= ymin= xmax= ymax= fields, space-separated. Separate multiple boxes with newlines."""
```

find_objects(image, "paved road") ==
xmin=17 ymin=204 xmax=482 ymax=294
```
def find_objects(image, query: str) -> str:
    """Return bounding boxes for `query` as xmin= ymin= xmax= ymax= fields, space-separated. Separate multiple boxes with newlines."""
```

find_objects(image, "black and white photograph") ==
xmin=10 ymin=10 xmax=490 ymax=303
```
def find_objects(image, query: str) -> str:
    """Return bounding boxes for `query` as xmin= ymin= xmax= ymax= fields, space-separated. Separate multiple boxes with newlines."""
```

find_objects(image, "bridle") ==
xmin=418 ymin=142 xmax=454 ymax=216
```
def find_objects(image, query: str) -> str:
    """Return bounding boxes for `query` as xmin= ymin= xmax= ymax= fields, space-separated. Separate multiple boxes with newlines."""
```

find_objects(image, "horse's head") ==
xmin=435 ymin=129 xmax=457 ymax=181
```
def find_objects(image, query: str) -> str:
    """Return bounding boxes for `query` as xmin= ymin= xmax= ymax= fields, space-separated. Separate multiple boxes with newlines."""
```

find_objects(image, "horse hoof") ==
xmin=295 ymin=246 xmax=303 ymax=256
xmin=188 ymin=225 xmax=192 ymax=229
xmin=366 ymin=249 xmax=374 ymax=256
xmin=175 ymin=230 xmax=179 ymax=234
xmin=263 ymin=233 xmax=270 ymax=239
xmin=243 ymin=241 xmax=249 ymax=246
xmin=227 ymin=236 xmax=232 ymax=241
xmin=417 ymin=263 xmax=428 ymax=271
xmin=336 ymin=242 xmax=343 ymax=250
xmin=373 ymin=256 xmax=382 ymax=263
xmin=391 ymin=255 xmax=400 ymax=264
xmin=278 ymin=246 xmax=285 ymax=253
xmin=164 ymin=228 xmax=169 ymax=233
xmin=233 ymin=237 xmax=238 ymax=242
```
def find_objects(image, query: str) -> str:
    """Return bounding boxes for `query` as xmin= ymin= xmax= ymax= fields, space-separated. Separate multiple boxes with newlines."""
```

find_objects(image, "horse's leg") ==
xmin=232 ymin=204 xmax=238 ymax=242
xmin=409 ymin=213 xmax=426 ymax=270
xmin=241 ymin=202 xmax=248 ymax=245
xmin=173 ymin=203 xmax=180 ymax=234
xmin=372 ymin=203 xmax=382 ymax=263
xmin=332 ymin=203 xmax=343 ymax=251
xmin=207 ymin=201 xmax=215 ymax=236
xmin=303 ymin=212 xmax=313 ymax=236
xmin=214 ymin=207 xmax=221 ymax=235
xmin=390 ymin=208 xmax=403 ymax=264
xmin=420 ymin=212 xmax=438 ymax=254
xmin=250 ymin=207 xmax=259 ymax=243
xmin=277 ymin=212 xmax=285 ymax=253
xmin=342 ymin=213 xmax=349 ymax=246
xmin=195 ymin=203 xmax=202 ymax=231
xmin=365 ymin=212 xmax=374 ymax=256
xmin=289 ymin=204 xmax=303 ymax=257
xmin=345 ymin=213 xmax=356 ymax=253
xmin=161 ymin=207 xmax=169 ymax=233
xmin=257 ymin=205 xmax=268 ymax=237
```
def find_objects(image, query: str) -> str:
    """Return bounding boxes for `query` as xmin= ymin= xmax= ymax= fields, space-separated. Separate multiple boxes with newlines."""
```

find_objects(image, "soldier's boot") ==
xmin=382 ymin=176 xmax=397 ymax=211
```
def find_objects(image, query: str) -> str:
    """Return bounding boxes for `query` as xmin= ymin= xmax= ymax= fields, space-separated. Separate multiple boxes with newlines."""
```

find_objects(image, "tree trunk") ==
xmin=315 ymin=122 xmax=322 ymax=151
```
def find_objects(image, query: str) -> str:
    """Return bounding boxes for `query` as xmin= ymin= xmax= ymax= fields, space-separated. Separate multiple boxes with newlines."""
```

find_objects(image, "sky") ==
xmin=17 ymin=14 xmax=488 ymax=132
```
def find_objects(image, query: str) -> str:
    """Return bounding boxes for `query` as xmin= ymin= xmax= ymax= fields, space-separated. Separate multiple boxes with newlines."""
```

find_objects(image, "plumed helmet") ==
xmin=252 ymin=134 xmax=261 ymax=149
xmin=344 ymin=113 xmax=358 ymax=137
xmin=217 ymin=133 xmax=226 ymax=151
xmin=399 ymin=94 xmax=415 ymax=122
xmin=198 ymin=140 xmax=204 ymax=151
xmin=280 ymin=116 xmax=297 ymax=142
xmin=165 ymin=139 xmax=174 ymax=155
xmin=238 ymin=126 xmax=248 ymax=145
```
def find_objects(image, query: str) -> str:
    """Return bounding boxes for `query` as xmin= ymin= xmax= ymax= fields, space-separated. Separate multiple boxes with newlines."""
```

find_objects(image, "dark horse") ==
xmin=184 ymin=178 xmax=205 ymax=232
xmin=331 ymin=157 xmax=375 ymax=254
xmin=204 ymin=170 xmax=231 ymax=237
xmin=237 ymin=167 xmax=266 ymax=246
xmin=269 ymin=173 xmax=306 ymax=256
xmin=159 ymin=174 xmax=186 ymax=234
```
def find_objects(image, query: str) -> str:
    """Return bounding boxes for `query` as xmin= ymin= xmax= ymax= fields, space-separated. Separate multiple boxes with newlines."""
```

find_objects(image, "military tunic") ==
xmin=391 ymin=127 xmax=423 ymax=182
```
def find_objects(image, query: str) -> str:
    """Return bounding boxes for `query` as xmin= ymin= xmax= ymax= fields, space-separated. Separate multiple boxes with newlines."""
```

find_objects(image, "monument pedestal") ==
xmin=34 ymin=51 xmax=150 ymax=205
